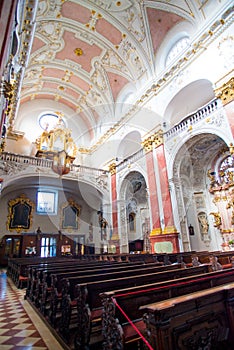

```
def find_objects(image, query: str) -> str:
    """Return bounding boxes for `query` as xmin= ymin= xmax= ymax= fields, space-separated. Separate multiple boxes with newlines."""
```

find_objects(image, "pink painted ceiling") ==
xmin=147 ymin=8 xmax=183 ymax=55
xmin=20 ymin=0 xmax=196 ymax=141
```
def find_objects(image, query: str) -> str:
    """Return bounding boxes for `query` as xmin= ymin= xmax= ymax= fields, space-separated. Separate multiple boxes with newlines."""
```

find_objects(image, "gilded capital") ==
xmin=150 ymin=228 xmax=162 ymax=235
xmin=142 ymin=130 xmax=164 ymax=152
xmin=215 ymin=77 xmax=234 ymax=105
xmin=142 ymin=137 xmax=154 ymax=152
xmin=109 ymin=162 xmax=116 ymax=175
xmin=153 ymin=130 xmax=164 ymax=147
xmin=163 ymin=226 xmax=178 ymax=234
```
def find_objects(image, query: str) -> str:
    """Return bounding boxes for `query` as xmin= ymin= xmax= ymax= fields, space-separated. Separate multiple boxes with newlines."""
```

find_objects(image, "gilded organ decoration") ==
xmin=35 ymin=113 xmax=77 ymax=175
xmin=36 ymin=115 xmax=77 ymax=158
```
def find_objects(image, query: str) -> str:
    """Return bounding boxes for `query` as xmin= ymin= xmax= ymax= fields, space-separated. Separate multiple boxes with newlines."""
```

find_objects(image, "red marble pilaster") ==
xmin=155 ymin=143 xmax=175 ymax=232
xmin=109 ymin=163 xmax=120 ymax=252
xmin=145 ymin=150 xmax=161 ymax=234
xmin=144 ymin=131 xmax=179 ymax=253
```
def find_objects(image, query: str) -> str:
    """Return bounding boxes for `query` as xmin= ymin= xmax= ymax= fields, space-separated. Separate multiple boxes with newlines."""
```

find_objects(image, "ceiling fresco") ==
xmin=6 ymin=0 xmax=232 ymax=149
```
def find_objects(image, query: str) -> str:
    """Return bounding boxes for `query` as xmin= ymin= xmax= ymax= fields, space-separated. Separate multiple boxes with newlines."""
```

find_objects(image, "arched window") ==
xmin=165 ymin=37 xmax=190 ymax=67
xmin=38 ymin=112 xmax=65 ymax=131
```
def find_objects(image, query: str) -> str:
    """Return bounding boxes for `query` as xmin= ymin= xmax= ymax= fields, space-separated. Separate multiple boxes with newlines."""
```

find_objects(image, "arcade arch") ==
xmin=172 ymin=133 xmax=229 ymax=252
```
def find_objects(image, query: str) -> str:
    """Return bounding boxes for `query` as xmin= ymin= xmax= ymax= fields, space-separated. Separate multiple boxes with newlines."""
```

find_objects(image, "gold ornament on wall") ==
xmin=74 ymin=48 xmax=83 ymax=56
xmin=210 ymin=212 xmax=222 ymax=228
xmin=109 ymin=162 xmax=116 ymax=175
xmin=215 ymin=76 xmax=234 ymax=105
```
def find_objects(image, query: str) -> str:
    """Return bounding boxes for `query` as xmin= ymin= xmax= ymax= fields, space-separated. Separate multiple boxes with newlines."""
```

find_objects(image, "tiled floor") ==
xmin=0 ymin=268 xmax=65 ymax=350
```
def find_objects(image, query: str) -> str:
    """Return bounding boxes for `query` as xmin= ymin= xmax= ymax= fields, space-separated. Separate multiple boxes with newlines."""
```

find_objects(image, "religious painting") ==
xmin=61 ymin=198 xmax=80 ymax=230
xmin=7 ymin=194 xmax=34 ymax=232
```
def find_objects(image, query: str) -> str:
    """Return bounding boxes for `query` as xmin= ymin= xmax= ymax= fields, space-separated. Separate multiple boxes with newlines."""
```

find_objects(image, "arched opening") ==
xmin=164 ymin=79 xmax=215 ymax=129
xmin=173 ymin=133 xmax=229 ymax=252
xmin=119 ymin=171 xmax=150 ymax=253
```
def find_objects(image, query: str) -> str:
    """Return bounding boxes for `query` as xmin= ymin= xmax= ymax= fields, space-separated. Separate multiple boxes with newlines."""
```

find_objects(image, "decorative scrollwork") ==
xmin=74 ymin=284 xmax=91 ymax=350
xmin=102 ymin=296 xmax=124 ymax=349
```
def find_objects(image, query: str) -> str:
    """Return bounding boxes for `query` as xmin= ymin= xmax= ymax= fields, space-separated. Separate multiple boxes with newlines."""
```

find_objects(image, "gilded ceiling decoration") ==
xmin=4 ymin=0 xmax=234 ymax=150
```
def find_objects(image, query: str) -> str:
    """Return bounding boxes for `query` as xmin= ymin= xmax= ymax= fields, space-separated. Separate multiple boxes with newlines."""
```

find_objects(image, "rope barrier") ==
xmin=108 ymin=268 xmax=234 ymax=349
xmin=112 ymin=297 xmax=154 ymax=350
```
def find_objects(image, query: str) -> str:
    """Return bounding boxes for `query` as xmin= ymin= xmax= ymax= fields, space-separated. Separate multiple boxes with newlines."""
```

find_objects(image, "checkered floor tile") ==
xmin=0 ymin=268 xmax=64 ymax=350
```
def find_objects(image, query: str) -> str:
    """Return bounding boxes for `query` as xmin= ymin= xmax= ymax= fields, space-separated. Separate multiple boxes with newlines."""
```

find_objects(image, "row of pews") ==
xmin=7 ymin=251 xmax=234 ymax=350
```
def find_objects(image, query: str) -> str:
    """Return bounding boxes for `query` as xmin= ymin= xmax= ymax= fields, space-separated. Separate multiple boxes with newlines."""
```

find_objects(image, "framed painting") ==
xmin=7 ymin=194 xmax=34 ymax=232
xmin=61 ymin=198 xmax=80 ymax=230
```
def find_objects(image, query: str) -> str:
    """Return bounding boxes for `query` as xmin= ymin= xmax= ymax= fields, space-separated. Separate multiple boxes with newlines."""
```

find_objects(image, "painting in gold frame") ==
xmin=7 ymin=194 xmax=34 ymax=233
xmin=61 ymin=198 xmax=80 ymax=230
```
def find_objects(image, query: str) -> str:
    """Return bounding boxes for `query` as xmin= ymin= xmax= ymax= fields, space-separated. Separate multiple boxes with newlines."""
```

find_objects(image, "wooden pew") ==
xmin=8 ymin=255 xmax=122 ymax=288
xmin=49 ymin=263 xmax=180 ymax=330
xmin=70 ymin=265 xmax=210 ymax=349
xmin=38 ymin=261 xmax=162 ymax=316
xmin=26 ymin=260 xmax=93 ymax=298
xmin=9 ymin=250 xmax=233 ymax=289
xmin=101 ymin=267 xmax=234 ymax=349
xmin=25 ymin=252 xmax=190 ymax=303
xmin=25 ymin=253 xmax=163 ymax=298
xmin=27 ymin=259 xmax=145 ymax=305
xmin=17 ymin=251 xmax=234 ymax=349
xmin=140 ymin=282 xmax=234 ymax=350
xmin=7 ymin=256 xmax=67 ymax=288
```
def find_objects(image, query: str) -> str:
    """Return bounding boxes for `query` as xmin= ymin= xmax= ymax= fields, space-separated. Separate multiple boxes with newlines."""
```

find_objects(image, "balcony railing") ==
xmin=0 ymin=152 xmax=53 ymax=168
xmin=0 ymin=151 xmax=108 ymax=180
xmin=165 ymin=98 xmax=219 ymax=140
xmin=0 ymin=98 xmax=221 ymax=179
xmin=116 ymin=148 xmax=145 ymax=172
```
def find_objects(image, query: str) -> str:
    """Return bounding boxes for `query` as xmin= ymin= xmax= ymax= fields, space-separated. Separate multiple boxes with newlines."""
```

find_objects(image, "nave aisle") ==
xmin=0 ymin=268 xmax=65 ymax=350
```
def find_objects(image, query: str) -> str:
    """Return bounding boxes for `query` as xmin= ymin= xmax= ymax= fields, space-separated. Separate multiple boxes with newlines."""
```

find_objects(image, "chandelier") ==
xmin=35 ymin=114 xmax=77 ymax=176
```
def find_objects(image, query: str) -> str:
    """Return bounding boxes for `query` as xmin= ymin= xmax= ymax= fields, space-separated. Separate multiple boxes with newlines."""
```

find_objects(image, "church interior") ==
xmin=0 ymin=0 xmax=234 ymax=349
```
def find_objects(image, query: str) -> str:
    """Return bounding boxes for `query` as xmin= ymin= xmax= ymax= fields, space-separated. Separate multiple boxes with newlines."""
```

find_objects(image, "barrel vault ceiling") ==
xmin=9 ymin=0 xmax=231 ymax=150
